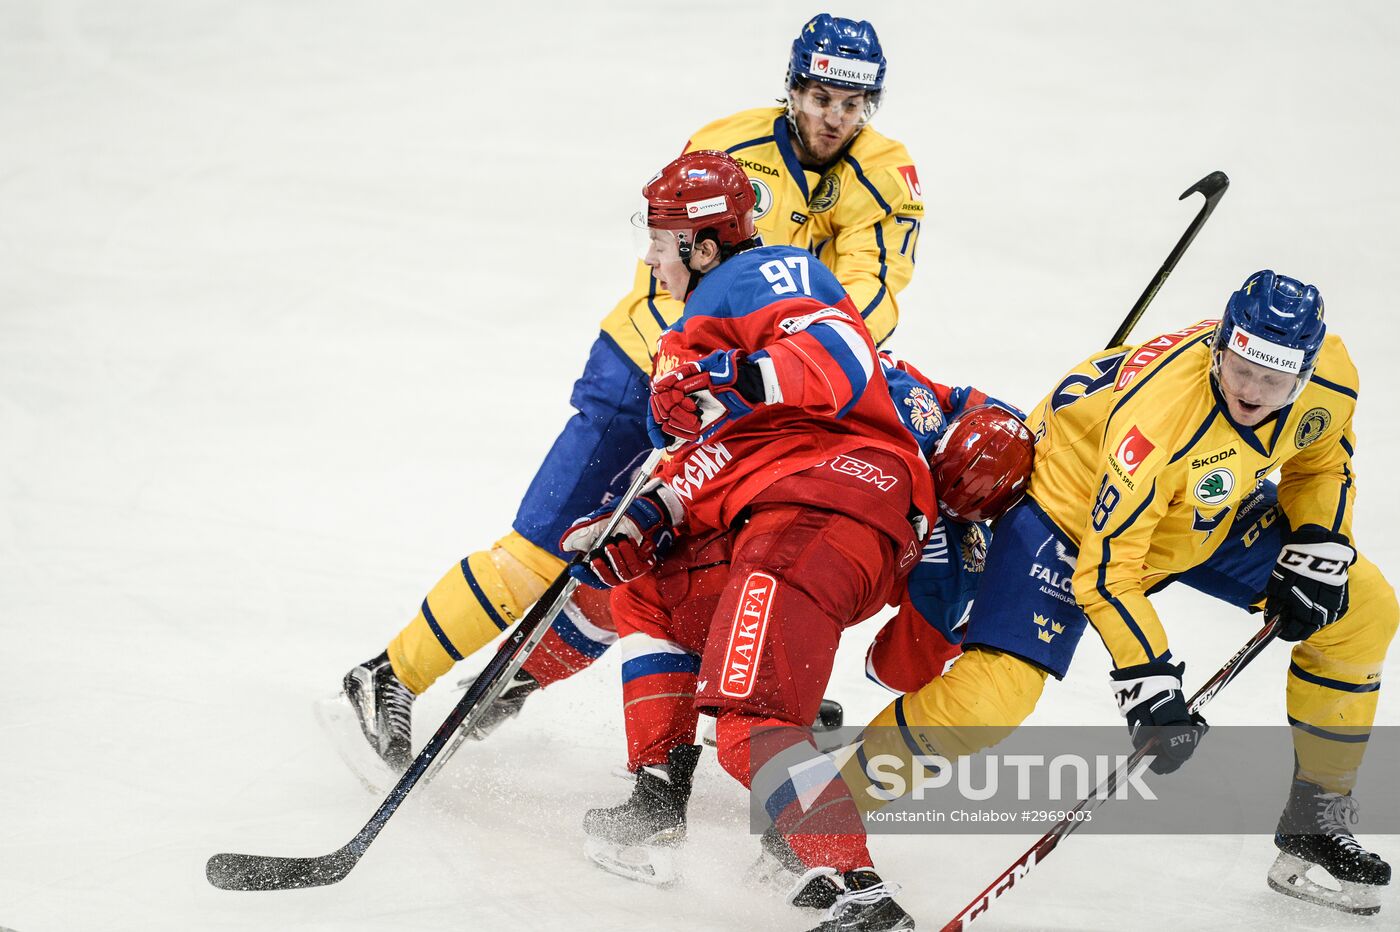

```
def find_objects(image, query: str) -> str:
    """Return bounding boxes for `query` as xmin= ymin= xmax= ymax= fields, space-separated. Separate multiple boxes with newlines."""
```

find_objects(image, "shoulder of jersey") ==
xmin=688 ymin=245 xmax=844 ymax=316
xmin=846 ymin=124 xmax=913 ymax=166
xmin=1100 ymin=327 xmax=1218 ymax=453
xmin=687 ymin=106 xmax=785 ymax=151
xmin=844 ymin=127 xmax=922 ymax=208
xmin=1310 ymin=332 xmax=1359 ymax=399
xmin=1108 ymin=319 xmax=1217 ymax=397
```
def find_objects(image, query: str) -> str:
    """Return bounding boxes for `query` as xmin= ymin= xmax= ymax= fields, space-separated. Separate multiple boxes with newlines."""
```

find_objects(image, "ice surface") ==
xmin=2 ymin=2 xmax=1397 ymax=930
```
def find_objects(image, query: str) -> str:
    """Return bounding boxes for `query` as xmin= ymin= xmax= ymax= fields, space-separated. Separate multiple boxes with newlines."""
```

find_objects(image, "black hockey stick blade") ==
xmin=1105 ymin=170 xmax=1230 ymax=350
xmin=207 ymin=845 xmax=359 ymax=891
xmin=202 ymin=572 xmax=571 ymax=892
xmin=1180 ymin=170 xmax=1230 ymax=203
xmin=206 ymin=448 xmax=666 ymax=892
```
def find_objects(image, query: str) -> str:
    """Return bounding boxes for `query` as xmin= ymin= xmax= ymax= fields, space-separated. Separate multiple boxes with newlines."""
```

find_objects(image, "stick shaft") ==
xmin=939 ymin=619 xmax=1278 ymax=931
xmin=1105 ymin=171 xmax=1230 ymax=350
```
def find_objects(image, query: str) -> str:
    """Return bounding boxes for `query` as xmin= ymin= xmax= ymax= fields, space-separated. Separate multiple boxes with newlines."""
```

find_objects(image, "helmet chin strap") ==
xmin=676 ymin=230 xmax=759 ymax=298
xmin=680 ymin=231 xmax=718 ymax=298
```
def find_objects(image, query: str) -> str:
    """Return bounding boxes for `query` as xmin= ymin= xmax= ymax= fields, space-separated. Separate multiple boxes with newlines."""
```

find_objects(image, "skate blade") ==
xmin=745 ymin=848 xmax=791 ymax=894
xmin=583 ymin=834 xmax=681 ymax=887
xmin=312 ymin=694 xmax=397 ymax=796
xmin=1267 ymin=851 xmax=1383 ymax=916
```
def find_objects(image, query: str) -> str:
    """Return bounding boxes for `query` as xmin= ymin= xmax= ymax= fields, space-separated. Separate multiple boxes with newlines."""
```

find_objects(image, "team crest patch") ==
xmin=750 ymin=179 xmax=773 ymax=219
xmin=903 ymin=386 xmax=944 ymax=436
xmin=1295 ymin=407 xmax=1331 ymax=449
xmin=960 ymin=523 xmax=988 ymax=573
xmin=1195 ymin=467 xmax=1235 ymax=506
xmin=809 ymin=173 xmax=840 ymax=213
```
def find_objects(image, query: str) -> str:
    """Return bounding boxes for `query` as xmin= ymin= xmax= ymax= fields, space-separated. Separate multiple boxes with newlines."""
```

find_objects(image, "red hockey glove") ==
xmin=559 ymin=479 xmax=684 ymax=588
xmin=648 ymin=349 xmax=768 ymax=447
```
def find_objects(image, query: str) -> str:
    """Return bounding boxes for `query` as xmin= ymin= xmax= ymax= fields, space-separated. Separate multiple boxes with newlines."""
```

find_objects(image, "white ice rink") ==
xmin=3 ymin=1 xmax=1398 ymax=930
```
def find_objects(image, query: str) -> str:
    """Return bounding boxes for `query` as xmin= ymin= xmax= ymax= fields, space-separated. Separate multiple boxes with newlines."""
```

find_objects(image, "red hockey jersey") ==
xmin=650 ymin=244 xmax=934 ymax=541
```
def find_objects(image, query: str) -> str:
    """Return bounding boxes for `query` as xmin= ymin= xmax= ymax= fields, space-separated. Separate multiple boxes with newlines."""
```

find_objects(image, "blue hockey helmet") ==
xmin=786 ymin=14 xmax=887 ymax=96
xmin=1211 ymin=270 xmax=1326 ymax=407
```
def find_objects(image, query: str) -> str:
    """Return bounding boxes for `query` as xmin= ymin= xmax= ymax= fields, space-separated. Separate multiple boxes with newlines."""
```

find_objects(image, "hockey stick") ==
xmin=938 ymin=618 xmax=1280 ymax=931
xmin=206 ymin=448 xmax=666 ymax=891
xmin=1104 ymin=170 xmax=1229 ymax=350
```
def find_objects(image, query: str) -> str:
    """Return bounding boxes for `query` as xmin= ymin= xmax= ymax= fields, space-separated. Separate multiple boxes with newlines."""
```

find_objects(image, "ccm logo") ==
xmin=1279 ymin=550 xmax=1348 ymax=577
xmin=720 ymin=572 xmax=777 ymax=699
xmin=829 ymin=455 xmax=899 ymax=490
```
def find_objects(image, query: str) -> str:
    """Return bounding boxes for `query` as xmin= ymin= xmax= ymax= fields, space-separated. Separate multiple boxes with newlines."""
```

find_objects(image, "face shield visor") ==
xmin=631 ymin=206 xmax=692 ymax=266
xmin=788 ymin=81 xmax=881 ymax=132
xmin=1211 ymin=327 xmax=1315 ymax=410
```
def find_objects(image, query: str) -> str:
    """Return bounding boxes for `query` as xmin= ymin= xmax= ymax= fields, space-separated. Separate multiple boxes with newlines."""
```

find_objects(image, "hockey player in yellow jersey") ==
xmin=601 ymin=52 xmax=924 ymax=369
xmin=856 ymin=270 xmax=1396 ymax=915
xmin=337 ymin=13 xmax=925 ymax=780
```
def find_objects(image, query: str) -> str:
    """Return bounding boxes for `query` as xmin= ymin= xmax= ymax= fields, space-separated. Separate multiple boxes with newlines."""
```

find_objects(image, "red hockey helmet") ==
xmin=931 ymin=405 xmax=1035 ymax=523
xmin=640 ymin=150 xmax=757 ymax=254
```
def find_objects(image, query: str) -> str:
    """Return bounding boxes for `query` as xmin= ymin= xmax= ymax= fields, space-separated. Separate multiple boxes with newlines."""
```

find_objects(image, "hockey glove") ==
xmin=1266 ymin=525 xmax=1356 ymax=642
xmin=649 ymin=349 xmax=768 ymax=447
xmin=1110 ymin=659 xmax=1208 ymax=775
xmin=559 ymin=478 xmax=684 ymax=588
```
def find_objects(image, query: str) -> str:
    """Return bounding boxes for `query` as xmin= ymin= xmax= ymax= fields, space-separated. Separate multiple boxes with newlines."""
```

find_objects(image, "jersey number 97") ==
xmin=761 ymin=256 xmax=813 ymax=296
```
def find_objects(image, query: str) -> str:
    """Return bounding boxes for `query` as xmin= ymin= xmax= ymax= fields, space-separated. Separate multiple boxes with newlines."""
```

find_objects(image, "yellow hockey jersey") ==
xmin=1026 ymin=320 xmax=1359 ymax=668
xmin=599 ymin=106 xmax=924 ymax=370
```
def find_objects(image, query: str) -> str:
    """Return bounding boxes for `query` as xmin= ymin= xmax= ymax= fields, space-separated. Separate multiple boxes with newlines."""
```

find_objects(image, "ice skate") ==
xmin=583 ymin=744 xmax=701 ymax=887
xmin=342 ymin=651 xmax=415 ymax=773
xmin=805 ymin=869 xmax=915 ymax=931
xmin=1267 ymin=777 xmax=1391 ymax=916
xmin=454 ymin=668 xmax=541 ymax=740
xmin=748 ymin=825 xmax=843 ymax=910
xmin=313 ymin=691 xmax=395 ymax=795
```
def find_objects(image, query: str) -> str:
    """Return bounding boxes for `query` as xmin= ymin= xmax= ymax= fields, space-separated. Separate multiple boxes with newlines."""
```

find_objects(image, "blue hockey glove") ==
xmin=649 ymin=349 xmax=768 ymax=447
xmin=1110 ymin=659 xmax=1208 ymax=775
xmin=1267 ymin=525 xmax=1356 ymax=642
xmin=559 ymin=479 xmax=684 ymax=588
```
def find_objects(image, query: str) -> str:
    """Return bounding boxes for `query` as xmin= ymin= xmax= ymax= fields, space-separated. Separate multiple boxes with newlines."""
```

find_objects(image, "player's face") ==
xmin=1215 ymin=350 xmax=1300 ymax=426
xmin=644 ymin=229 xmax=691 ymax=298
xmin=789 ymin=83 xmax=870 ymax=164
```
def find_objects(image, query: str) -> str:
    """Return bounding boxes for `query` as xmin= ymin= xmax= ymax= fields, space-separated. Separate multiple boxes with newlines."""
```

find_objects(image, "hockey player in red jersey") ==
xmin=560 ymin=150 xmax=1033 ymax=932
xmin=336 ymin=13 xmax=923 ymax=780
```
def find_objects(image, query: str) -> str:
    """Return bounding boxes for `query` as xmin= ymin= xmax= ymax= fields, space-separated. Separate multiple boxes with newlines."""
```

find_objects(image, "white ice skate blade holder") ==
xmin=1267 ymin=851 xmax=1383 ymax=916
xmin=700 ymin=719 xmax=718 ymax=748
xmin=583 ymin=831 xmax=683 ymax=888
xmin=313 ymin=694 xmax=396 ymax=797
